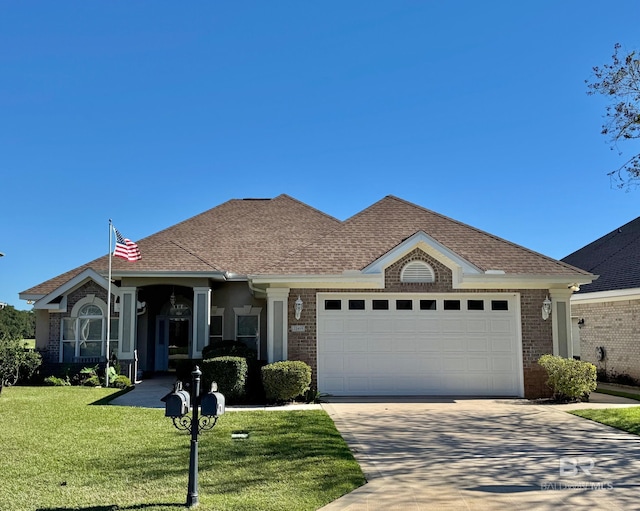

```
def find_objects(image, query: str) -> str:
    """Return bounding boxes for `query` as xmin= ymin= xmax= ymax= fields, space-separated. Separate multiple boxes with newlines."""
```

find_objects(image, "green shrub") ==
xmin=202 ymin=340 xmax=257 ymax=361
xmin=74 ymin=365 xmax=99 ymax=386
xmin=538 ymin=354 xmax=597 ymax=402
xmin=82 ymin=375 xmax=101 ymax=387
xmin=0 ymin=337 xmax=42 ymax=391
xmin=261 ymin=361 xmax=312 ymax=403
xmin=201 ymin=356 xmax=248 ymax=402
xmin=44 ymin=375 xmax=71 ymax=386
xmin=112 ymin=375 xmax=132 ymax=389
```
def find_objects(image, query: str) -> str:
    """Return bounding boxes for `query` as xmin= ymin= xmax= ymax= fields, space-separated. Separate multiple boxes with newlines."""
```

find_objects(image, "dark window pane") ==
xmin=467 ymin=300 xmax=484 ymax=311
xmin=396 ymin=299 xmax=413 ymax=310
xmin=210 ymin=316 xmax=223 ymax=336
xmin=325 ymin=300 xmax=342 ymax=310
xmin=443 ymin=300 xmax=461 ymax=310
xmin=420 ymin=300 xmax=437 ymax=310
xmin=372 ymin=299 xmax=389 ymax=310
xmin=491 ymin=300 xmax=509 ymax=311
xmin=348 ymin=299 xmax=365 ymax=310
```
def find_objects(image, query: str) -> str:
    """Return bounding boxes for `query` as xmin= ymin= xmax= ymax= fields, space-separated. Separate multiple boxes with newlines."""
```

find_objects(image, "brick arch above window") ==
xmin=400 ymin=260 xmax=435 ymax=283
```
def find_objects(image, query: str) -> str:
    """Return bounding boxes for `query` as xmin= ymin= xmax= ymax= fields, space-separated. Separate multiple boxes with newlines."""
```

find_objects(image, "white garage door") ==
xmin=317 ymin=293 xmax=523 ymax=397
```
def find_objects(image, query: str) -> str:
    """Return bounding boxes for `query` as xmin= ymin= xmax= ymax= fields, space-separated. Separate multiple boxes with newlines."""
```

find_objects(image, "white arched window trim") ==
xmin=60 ymin=294 xmax=119 ymax=362
xmin=400 ymin=260 xmax=435 ymax=283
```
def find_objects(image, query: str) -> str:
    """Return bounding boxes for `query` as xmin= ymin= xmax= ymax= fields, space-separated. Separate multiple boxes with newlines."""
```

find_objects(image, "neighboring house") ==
xmin=20 ymin=194 xmax=593 ymax=398
xmin=562 ymin=217 xmax=640 ymax=382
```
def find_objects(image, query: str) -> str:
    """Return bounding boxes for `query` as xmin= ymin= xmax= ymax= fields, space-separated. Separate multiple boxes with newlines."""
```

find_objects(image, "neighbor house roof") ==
xmin=562 ymin=216 xmax=640 ymax=294
xmin=21 ymin=194 xmax=591 ymax=298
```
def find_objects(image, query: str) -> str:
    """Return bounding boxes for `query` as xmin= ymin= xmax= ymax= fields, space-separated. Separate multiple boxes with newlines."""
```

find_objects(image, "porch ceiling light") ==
xmin=294 ymin=296 xmax=303 ymax=320
xmin=542 ymin=296 xmax=552 ymax=321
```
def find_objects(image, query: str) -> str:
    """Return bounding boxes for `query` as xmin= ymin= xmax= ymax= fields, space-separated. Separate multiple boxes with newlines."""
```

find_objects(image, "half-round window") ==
xmin=400 ymin=261 xmax=435 ymax=283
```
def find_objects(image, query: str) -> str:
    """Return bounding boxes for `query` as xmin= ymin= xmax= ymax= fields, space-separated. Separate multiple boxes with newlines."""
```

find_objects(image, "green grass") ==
xmin=0 ymin=387 xmax=365 ymax=511
xmin=570 ymin=407 xmax=640 ymax=436
xmin=595 ymin=388 xmax=640 ymax=401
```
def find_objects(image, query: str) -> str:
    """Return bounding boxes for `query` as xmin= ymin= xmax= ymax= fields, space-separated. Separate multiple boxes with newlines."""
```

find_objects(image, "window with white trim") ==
xmin=61 ymin=302 xmax=119 ymax=362
xmin=400 ymin=261 xmax=435 ymax=283
xmin=233 ymin=305 xmax=262 ymax=357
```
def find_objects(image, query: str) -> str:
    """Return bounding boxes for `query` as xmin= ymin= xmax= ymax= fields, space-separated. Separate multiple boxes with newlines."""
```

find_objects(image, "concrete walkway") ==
xmin=108 ymin=375 xmax=321 ymax=411
xmin=319 ymin=393 xmax=640 ymax=511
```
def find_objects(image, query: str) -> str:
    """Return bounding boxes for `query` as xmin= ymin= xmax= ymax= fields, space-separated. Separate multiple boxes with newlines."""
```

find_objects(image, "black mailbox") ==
xmin=164 ymin=381 xmax=191 ymax=418
xmin=201 ymin=382 xmax=225 ymax=417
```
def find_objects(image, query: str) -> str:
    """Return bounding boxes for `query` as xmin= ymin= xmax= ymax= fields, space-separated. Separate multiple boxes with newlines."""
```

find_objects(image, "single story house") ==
xmin=562 ymin=216 xmax=640 ymax=382
xmin=21 ymin=194 xmax=593 ymax=398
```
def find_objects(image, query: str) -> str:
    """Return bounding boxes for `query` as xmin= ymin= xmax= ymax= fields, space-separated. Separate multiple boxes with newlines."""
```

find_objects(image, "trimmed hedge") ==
xmin=201 ymin=356 xmax=248 ymax=402
xmin=202 ymin=340 xmax=257 ymax=361
xmin=261 ymin=361 xmax=312 ymax=403
xmin=538 ymin=354 xmax=597 ymax=402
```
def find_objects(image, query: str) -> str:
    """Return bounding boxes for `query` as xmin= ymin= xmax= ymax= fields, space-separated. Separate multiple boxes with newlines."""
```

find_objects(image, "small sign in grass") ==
xmin=0 ymin=387 xmax=365 ymax=511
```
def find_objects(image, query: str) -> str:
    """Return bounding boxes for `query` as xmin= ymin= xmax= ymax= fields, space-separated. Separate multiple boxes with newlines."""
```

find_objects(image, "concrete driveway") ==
xmin=320 ymin=395 xmax=640 ymax=510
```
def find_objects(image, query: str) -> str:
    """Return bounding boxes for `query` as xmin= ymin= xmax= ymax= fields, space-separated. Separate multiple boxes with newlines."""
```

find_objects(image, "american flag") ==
xmin=113 ymin=227 xmax=142 ymax=262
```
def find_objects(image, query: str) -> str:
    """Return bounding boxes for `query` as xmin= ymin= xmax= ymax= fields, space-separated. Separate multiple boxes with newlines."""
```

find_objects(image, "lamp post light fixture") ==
xmin=163 ymin=366 xmax=225 ymax=507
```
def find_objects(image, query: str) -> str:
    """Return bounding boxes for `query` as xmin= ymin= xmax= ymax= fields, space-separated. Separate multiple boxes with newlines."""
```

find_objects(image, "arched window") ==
xmin=400 ymin=260 xmax=435 ymax=283
xmin=61 ymin=296 xmax=117 ymax=362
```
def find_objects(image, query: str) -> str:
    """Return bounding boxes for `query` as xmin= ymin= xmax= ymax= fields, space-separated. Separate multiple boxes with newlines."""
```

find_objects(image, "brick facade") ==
xmin=286 ymin=249 xmax=553 ymax=398
xmin=572 ymin=299 xmax=640 ymax=382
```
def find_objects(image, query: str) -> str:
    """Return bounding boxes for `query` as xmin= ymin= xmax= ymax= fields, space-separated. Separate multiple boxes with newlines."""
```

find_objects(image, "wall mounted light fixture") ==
xmin=542 ymin=296 xmax=552 ymax=321
xmin=294 ymin=296 xmax=303 ymax=320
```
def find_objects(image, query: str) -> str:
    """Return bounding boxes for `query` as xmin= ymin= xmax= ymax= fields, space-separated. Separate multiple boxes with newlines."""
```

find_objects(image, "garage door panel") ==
xmin=468 ymin=357 xmax=490 ymax=371
xmin=322 ymin=319 xmax=344 ymax=334
xmin=416 ymin=337 xmax=443 ymax=352
xmin=346 ymin=319 xmax=368 ymax=334
xmin=490 ymin=319 xmax=512 ymax=333
xmin=491 ymin=338 xmax=514 ymax=352
xmin=317 ymin=293 xmax=521 ymax=397
xmin=467 ymin=337 xmax=489 ymax=352
xmin=466 ymin=320 xmax=488 ymax=333
xmin=323 ymin=336 xmax=346 ymax=352
xmin=492 ymin=356 xmax=516 ymax=371
xmin=442 ymin=320 xmax=466 ymax=333
xmin=442 ymin=337 xmax=466 ymax=352
xmin=343 ymin=336 xmax=368 ymax=352
xmin=371 ymin=319 xmax=393 ymax=333
xmin=416 ymin=318 xmax=442 ymax=332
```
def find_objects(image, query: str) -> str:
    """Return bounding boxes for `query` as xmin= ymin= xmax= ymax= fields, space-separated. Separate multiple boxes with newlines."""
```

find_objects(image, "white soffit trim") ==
xmin=571 ymin=287 xmax=640 ymax=304
xmin=33 ymin=268 xmax=116 ymax=310
xmin=362 ymin=231 xmax=482 ymax=277
xmin=461 ymin=274 xmax=596 ymax=290
xmin=249 ymin=273 xmax=383 ymax=289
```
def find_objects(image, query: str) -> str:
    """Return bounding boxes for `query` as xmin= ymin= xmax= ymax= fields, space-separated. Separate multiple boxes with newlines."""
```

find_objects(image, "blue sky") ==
xmin=1 ymin=1 xmax=639 ymax=309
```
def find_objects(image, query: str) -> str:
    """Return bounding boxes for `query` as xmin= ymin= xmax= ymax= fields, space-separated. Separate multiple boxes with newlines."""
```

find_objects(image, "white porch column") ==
xmin=118 ymin=287 xmax=137 ymax=360
xmin=267 ymin=288 xmax=290 ymax=363
xmin=549 ymin=289 xmax=574 ymax=358
xmin=192 ymin=287 xmax=211 ymax=359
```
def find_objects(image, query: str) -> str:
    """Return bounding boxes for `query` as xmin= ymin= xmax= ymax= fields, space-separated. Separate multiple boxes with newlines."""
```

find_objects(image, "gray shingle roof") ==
xmin=562 ymin=216 xmax=640 ymax=293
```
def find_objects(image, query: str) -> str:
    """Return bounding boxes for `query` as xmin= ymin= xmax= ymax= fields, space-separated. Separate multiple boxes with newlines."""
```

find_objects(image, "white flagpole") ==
xmin=105 ymin=219 xmax=113 ymax=387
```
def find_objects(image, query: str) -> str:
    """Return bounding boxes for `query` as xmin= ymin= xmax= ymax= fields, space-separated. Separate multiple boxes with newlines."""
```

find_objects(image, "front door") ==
xmin=155 ymin=316 xmax=192 ymax=371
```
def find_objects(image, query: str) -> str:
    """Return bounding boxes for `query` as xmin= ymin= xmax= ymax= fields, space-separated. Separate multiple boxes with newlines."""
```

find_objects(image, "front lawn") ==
xmin=570 ymin=407 xmax=640 ymax=436
xmin=0 ymin=386 xmax=365 ymax=511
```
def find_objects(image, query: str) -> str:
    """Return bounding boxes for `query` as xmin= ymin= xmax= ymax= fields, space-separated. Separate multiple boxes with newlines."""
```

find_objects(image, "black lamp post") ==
xmin=163 ymin=366 xmax=225 ymax=507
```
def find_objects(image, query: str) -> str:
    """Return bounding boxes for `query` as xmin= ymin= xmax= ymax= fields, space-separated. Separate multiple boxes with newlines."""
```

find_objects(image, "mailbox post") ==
xmin=163 ymin=366 xmax=225 ymax=508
